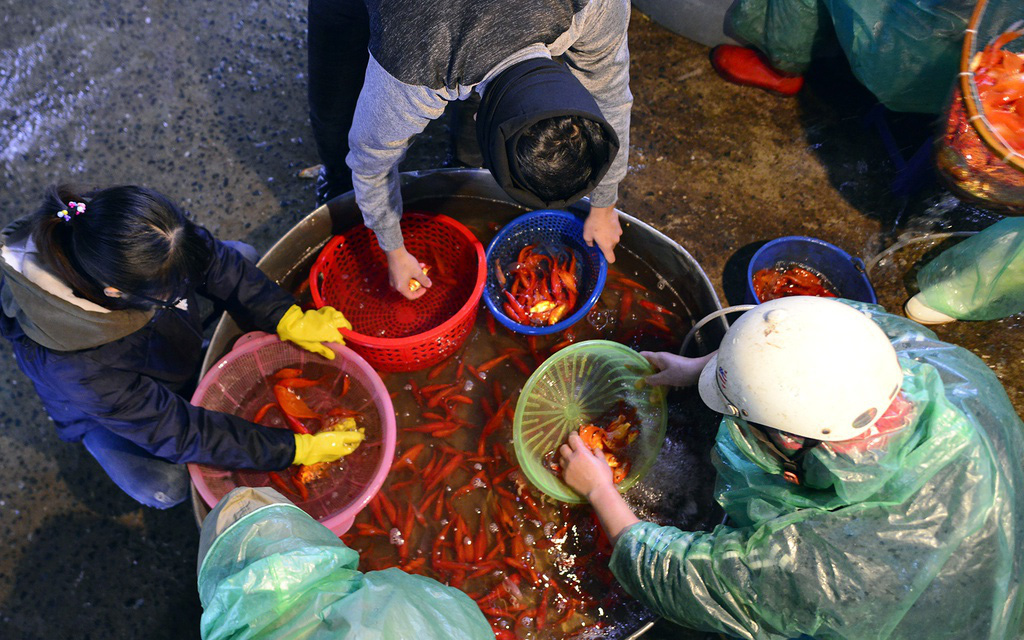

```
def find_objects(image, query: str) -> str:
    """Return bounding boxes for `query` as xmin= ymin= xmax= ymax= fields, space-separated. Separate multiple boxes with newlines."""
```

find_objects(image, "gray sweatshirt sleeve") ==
xmin=563 ymin=0 xmax=632 ymax=208
xmin=346 ymin=56 xmax=448 ymax=252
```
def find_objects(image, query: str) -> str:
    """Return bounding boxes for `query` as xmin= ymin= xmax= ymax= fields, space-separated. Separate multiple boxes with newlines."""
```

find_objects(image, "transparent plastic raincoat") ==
xmin=610 ymin=302 xmax=1024 ymax=639
xmin=197 ymin=487 xmax=493 ymax=640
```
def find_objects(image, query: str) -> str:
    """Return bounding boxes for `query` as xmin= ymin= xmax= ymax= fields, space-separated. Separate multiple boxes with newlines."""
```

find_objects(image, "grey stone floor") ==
xmin=0 ymin=2 xmax=1020 ymax=640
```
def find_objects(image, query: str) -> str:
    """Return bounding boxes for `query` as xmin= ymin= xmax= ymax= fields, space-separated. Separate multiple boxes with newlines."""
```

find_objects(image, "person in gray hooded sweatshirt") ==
xmin=307 ymin=0 xmax=632 ymax=299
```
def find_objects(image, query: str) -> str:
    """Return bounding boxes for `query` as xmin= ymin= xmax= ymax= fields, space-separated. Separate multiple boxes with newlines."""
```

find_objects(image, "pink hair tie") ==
xmin=57 ymin=201 xmax=86 ymax=222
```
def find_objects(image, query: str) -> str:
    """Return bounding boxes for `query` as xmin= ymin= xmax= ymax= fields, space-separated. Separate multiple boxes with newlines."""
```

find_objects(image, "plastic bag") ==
xmin=728 ymin=0 xmax=831 ymax=75
xmin=729 ymin=0 xmax=974 ymax=113
xmin=916 ymin=218 xmax=1024 ymax=321
xmin=198 ymin=487 xmax=493 ymax=640
xmin=608 ymin=302 xmax=1024 ymax=639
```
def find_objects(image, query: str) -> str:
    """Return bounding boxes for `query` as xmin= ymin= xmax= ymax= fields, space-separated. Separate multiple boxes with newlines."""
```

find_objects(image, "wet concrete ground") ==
xmin=1 ymin=2 xmax=1021 ymax=639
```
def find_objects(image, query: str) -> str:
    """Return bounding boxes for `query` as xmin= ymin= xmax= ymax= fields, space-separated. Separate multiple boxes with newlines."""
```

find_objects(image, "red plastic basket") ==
xmin=309 ymin=212 xmax=485 ymax=372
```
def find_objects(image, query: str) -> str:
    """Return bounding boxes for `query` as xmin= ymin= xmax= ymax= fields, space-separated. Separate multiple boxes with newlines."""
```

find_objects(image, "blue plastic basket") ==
xmin=484 ymin=210 xmax=608 ymax=335
xmin=746 ymin=236 xmax=877 ymax=304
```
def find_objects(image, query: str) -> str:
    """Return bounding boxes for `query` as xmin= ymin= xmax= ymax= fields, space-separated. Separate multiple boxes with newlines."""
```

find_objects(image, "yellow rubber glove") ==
xmin=293 ymin=430 xmax=366 ymax=466
xmin=276 ymin=304 xmax=352 ymax=360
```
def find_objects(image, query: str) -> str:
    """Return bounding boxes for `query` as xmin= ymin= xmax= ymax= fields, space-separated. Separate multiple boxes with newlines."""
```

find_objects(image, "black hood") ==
xmin=477 ymin=57 xmax=619 ymax=210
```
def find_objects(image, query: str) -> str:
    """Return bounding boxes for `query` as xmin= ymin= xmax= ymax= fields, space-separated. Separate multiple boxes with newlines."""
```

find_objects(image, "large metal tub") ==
xmin=193 ymin=168 xmax=727 ymax=639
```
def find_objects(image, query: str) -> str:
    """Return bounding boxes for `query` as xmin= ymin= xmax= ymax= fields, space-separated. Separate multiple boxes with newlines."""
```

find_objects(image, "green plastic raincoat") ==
xmin=729 ymin=0 xmax=973 ymax=113
xmin=197 ymin=487 xmax=493 ymax=640
xmin=610 ymin=302 xmax=1024 ymax=639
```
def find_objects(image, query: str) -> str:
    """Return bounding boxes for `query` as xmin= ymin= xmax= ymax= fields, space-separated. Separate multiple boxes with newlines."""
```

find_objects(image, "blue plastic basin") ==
xmin=746 ymin=236 xmax=877 ymax=304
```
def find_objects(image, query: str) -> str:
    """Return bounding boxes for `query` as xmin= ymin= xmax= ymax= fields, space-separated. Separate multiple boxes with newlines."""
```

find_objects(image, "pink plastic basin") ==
xmin=187 ymin=332 xmax=396 ymax=534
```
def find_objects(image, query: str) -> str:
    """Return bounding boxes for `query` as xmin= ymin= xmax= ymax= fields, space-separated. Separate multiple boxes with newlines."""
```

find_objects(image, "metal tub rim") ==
xmin=192 ymin=167 xmax=725 ymax=640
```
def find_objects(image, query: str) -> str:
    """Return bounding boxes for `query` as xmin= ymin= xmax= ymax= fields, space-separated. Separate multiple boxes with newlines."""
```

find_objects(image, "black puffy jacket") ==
xmin=0 ymin=218 xmax=296 ymax=470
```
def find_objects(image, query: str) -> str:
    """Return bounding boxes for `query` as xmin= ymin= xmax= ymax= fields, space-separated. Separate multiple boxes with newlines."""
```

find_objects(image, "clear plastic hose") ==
xmin=680 ymin=305 xmax=757 ymax=356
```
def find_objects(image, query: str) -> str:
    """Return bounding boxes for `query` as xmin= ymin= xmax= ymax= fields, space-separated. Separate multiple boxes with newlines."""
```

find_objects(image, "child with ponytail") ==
xmin=0 ymin=185 xmax=354 ymax=508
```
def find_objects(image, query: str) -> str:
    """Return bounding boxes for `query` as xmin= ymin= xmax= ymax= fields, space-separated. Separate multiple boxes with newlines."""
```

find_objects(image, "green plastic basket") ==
xmin=513 ymin=340 xmax=668 ymax=503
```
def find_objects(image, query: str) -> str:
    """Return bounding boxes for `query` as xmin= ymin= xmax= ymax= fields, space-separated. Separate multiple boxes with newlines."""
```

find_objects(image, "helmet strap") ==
xmin=745 ymin=423 xmax=820 ymax=485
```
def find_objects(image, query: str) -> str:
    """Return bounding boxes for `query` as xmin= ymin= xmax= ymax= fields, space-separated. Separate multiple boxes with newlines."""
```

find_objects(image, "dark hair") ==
xmin=514 ymin=116 xmax=612 ymax=203
xmin=31 ymin=185 xmax=211 ymax=311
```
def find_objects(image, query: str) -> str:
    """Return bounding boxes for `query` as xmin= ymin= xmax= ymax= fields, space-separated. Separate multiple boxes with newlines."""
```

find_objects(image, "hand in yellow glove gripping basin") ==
xmin=276 ymin=305 xmax=352 ymax=360
xmin=293 ymin=420 xmax=366 ymax=466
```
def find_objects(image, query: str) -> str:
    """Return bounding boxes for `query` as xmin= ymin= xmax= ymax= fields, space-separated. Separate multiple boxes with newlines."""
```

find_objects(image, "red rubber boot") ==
xmin=710 ymin=45 xmax=804 ymax=96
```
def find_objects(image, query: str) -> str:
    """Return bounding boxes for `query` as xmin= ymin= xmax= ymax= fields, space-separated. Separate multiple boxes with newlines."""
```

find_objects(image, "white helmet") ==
xmin=697 ymin=297 xmax=902 ymax=441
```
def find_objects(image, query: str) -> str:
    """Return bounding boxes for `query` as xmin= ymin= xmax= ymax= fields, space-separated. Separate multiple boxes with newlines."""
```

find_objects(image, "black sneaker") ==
xmin=315 ymin=166 xmax=353 ymax=207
